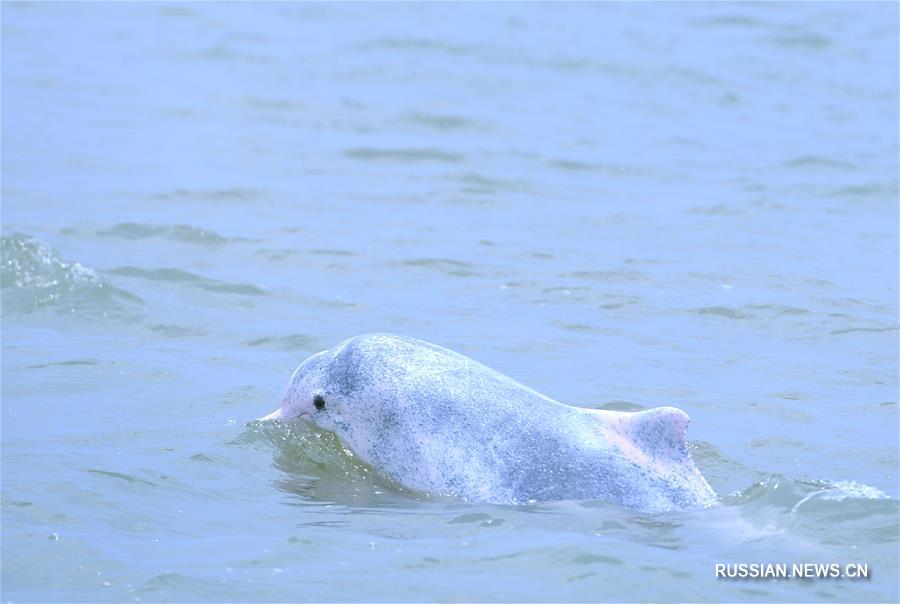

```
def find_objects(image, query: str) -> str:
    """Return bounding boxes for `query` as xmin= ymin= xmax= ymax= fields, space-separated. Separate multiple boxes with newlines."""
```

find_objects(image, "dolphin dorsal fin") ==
xmin=596 ymin=406 xmax=693 ymax=466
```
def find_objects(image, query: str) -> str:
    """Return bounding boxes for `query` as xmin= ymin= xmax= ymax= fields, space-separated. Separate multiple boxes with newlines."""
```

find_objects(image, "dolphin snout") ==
xmin=258 ymin=407 xmax=311 ymax=421
xmin=258 ymin=407 xmax=285 ymax=421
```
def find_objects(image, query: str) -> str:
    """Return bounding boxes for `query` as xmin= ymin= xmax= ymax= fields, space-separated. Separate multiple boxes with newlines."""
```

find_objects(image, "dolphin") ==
xmin=259 ymin=333 xmax=716 ymax=512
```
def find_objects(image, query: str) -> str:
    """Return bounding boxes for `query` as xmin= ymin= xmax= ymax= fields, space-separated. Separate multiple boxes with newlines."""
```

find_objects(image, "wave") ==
xmin=1 ymin=233 xmax=141 ymax=318
xmin=240 ymin=419 xmax=416 ymax=507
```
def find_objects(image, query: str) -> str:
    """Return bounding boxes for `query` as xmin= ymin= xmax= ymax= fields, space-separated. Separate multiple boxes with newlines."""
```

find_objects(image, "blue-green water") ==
xmin=2 ymin=2 xmax=898 ymax=602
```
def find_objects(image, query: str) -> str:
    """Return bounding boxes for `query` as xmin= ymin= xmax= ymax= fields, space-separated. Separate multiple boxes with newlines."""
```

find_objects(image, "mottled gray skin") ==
xmin=260 ymin=333 xmax=717 ymax=512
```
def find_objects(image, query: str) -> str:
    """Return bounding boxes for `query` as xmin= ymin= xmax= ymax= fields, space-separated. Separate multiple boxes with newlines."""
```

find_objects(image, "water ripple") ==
xmin=564 ymin=269 xmax=649 ymax=283
xmin=403 ymin=112 xmax=482 ymax=131
xmin=400 ymin=258 xmax=480 ymax=277
xmin=345 ymin=147 xmax=465 ymax=163
xmin=149 ymin=188 xmax=264 ymax=203
xmin=244 ymin=334 xmax=320 ymax=352
xmin=96 ymin=223 xmax=244 ymax=247
xmin=109 ymin=266 xmax=268 ymax=296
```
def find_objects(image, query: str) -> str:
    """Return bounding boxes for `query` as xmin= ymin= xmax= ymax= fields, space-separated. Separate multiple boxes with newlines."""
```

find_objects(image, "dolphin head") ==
xmin=258 ymin=339 xmax=378 ymax=455
xmin=259 ymin=348 xmax=333 ymax=422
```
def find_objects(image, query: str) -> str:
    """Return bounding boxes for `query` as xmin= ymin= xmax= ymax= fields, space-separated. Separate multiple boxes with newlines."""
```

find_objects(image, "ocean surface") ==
xmin=2 ymin=2 xmax=898 ymax=602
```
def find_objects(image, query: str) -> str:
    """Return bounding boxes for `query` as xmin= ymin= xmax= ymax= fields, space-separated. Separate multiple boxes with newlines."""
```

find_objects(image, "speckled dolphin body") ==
xmin=260 ymin=333 xmax=716 ymax=512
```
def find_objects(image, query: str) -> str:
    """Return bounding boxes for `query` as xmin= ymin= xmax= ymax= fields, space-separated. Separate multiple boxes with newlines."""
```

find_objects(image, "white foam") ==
xmin=791 ymin=480 xmax=890 ymax=513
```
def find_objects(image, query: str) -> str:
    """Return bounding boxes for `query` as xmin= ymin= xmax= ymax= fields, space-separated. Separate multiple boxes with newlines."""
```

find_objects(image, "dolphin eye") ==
xmin=313 ymin=394 xmax=326 ymax=411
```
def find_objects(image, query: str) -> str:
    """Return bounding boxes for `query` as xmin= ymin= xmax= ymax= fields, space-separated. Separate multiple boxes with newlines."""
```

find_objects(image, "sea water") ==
xmin=2 ymin=2 xmax=898 ymax=602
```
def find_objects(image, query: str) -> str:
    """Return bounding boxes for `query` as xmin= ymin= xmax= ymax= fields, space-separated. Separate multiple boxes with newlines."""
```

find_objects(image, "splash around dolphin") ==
xmin=259 ymin=333 xmax=716 ymax=512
